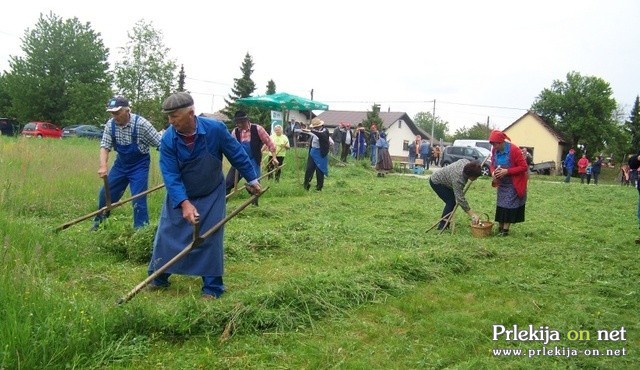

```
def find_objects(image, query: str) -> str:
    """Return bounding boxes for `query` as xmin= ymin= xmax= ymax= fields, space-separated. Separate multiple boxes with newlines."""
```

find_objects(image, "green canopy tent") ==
xmin=237 ymin=92 xmax=329 ymax=178
xmin=237 ymin=92 xmax=329 ymax=112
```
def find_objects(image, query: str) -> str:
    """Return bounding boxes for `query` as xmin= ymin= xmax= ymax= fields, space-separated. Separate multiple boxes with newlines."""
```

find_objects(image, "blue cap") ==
xmin=106 ymin=96 xmax=129 ymax=112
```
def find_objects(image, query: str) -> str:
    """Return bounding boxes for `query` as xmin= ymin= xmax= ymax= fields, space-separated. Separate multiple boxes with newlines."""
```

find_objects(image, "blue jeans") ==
xmin=421 ymin=154 xmax=430 ymax=170
xmin=370 ymin=146 xmax=378 ymax=166
xmin=430 ymin=179 xmax=456 ymax=229
xmin=564 ymin=167 xmax=573 ymax=183
xmin=149 ymin=272 xmax=225 ymax=297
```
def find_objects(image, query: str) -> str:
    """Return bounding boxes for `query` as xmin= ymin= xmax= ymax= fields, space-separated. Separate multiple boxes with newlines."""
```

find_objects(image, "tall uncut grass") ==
xmin=0 ymin=136 xmax=637 ymax=369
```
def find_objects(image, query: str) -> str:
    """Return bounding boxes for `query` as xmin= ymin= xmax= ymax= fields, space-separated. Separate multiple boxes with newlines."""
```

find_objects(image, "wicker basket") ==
xmin=470 ymin=213 xmax=494 ymax=238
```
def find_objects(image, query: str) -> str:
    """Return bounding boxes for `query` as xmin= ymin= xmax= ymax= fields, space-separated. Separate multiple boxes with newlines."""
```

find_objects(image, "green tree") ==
xmin=266 ymin=80 xmax=276 ymax=95
xmin=361 ymin=103 xmax=383 ymax=130
xmin=625 ymin=96 xmax=640 ymax=151
xmin=531 ymin=71 xmax=618 ymax=155
xmin=258 ymin=79 xmax=277 ymax=131
xmin=177 ymin=65 xmax=186 ymax=92
xmin=114 ymin=19 xmax=177 ymax=128
xmin=413 ymin=111 xmax=449 ymax=142
xmin=222 ymin=53 xmax=258 ymax=129
xmin=0 ymin=74 xmax=11 ymax=116
xmin=452 ymin=123 xmax=492 ymax=141
xmin=3 ymin=12 xmax=111 ymax=125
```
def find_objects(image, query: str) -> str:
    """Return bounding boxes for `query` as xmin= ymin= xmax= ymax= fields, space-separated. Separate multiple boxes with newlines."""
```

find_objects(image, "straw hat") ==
xmin=309 ymin=118 xmax=324 ymax=128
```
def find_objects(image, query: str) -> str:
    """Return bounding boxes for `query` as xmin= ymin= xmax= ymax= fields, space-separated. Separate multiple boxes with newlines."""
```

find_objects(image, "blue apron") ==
xmin=149 ymin=135 xmax=226 ymax=276
xmin=112 ymin=115 xmax=149 ymax=167
xmin=309 ymin=147 xmax=329 ymax=176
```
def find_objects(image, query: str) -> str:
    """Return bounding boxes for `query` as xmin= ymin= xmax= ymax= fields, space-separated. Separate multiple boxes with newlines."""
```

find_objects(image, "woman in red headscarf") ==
xmin=488 ymin=130 xmax=529 ymax=236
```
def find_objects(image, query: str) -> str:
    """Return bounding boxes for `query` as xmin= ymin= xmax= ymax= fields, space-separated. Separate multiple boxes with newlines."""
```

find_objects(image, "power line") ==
xmin=0 ymin=29 xmax=21 ymax=38
xmin=189 ymin=90 xmax=227 ymax=96
xmin=323 ymin=100 xmax=434 ymax=104
xmin=185 ymin=76 xmax=231 ymax=87
xmin=323 ymin=99 xmax=527 ymax=112
xmin=438 ymin=100 xmax=528 ymax=111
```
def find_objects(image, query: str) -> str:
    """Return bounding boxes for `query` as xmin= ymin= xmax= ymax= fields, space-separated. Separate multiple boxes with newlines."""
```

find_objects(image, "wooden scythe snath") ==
xmin=54 ymin=183 xmax=166 ymax=232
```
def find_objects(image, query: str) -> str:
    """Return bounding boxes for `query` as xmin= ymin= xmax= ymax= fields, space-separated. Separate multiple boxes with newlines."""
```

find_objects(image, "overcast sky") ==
xmin=1 ymin=0 xmax=638 ymax=133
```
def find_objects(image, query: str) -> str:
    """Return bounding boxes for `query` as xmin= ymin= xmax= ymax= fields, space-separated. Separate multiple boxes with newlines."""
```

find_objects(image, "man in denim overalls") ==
xmin=92 ymin=96 xmax=161 ymax=230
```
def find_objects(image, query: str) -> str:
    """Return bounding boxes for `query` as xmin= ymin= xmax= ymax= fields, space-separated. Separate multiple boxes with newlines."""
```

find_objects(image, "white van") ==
xmin=452 ymin=139 xmax=492 ymax=151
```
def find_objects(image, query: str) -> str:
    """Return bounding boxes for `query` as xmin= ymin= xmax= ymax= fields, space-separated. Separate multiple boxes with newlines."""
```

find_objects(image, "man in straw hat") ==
xmin=147 ymin=92 xmax=261 ymax=299
xmin=303 ymin=118 xmax=331 ymax=191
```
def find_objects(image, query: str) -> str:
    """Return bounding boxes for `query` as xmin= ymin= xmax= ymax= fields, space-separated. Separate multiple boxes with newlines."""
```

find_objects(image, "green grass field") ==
xmin=1 ymin=136 xmax=637 ymax=369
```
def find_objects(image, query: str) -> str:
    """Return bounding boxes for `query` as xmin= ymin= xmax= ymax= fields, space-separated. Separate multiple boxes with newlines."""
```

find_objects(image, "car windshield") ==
xmin=477 ymin=147 xmax=491 ymax=157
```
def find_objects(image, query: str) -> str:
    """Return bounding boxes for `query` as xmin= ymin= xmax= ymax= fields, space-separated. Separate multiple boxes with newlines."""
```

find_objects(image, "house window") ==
xmin=398 ymin=119 xmax=403 ymax=128
xmin=403 ymin=140 xmax=409 ymax=151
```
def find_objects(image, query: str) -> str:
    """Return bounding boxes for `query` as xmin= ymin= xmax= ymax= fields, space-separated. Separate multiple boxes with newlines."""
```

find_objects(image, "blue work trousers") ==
xmin=95 ymin=160 xmax=150 ymax=228
xmin=150 ymin=272 xmax=225 ymax=297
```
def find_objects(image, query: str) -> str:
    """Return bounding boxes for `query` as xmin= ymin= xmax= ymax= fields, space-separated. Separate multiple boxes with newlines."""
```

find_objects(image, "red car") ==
xmin=21 ymin=122 xmax=63 ymax=138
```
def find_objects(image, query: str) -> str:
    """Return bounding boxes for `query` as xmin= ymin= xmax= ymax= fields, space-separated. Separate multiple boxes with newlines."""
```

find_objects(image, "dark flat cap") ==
xmin=162 ymin=92 xmax=194 ymax=113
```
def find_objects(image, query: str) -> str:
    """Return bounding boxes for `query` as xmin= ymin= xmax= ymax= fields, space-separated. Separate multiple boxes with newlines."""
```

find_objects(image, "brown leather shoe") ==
xmin=201 ymin=294 xmax=217 ymax=300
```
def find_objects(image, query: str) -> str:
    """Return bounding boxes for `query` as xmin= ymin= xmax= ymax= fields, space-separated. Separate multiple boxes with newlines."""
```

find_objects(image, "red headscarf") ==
xmin=489 ymin=130 xmax=510 ymax=143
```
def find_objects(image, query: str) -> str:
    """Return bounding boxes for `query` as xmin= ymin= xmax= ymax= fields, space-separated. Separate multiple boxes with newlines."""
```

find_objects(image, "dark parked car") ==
xmin=441 ymin=145 xmax=491 ymax=176
xmin=62 ymin=124 xmax=104 ymax=139
xmin=0 ymin=118 xmax=19 ymax=136
xmin=21 ymin=121 xmax=63 ymax=138
xmin=62 ymin=124 xmax=81 ymax=135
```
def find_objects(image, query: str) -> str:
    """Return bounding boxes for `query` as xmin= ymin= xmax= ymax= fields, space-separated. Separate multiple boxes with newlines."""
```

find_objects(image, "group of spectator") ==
xmin=562 ymin=149 xmax=603 ymax=185
xmin=284 ymin=119 xmax=311 ymax=146
xmin=329 ymin=121 xmax=383 ymax=165
xmin=407 ymin=135 xmax=435 ymax=170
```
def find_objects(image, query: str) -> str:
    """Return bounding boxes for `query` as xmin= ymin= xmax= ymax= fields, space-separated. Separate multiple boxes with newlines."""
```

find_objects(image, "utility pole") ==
xmin=431 ymin=99 xmax=436 ymax=145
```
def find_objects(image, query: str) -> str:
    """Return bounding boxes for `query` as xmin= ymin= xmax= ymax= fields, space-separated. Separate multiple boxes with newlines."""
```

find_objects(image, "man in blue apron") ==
xmin=303 ymin=118 xmax=330 ymax=191
xmin=148 ymin=92 xmax=261 ymax=299
xmin=225 ymin=110 xmax=278 ymax=206
xmin=92 ymin=96 xmax=161 ymax=231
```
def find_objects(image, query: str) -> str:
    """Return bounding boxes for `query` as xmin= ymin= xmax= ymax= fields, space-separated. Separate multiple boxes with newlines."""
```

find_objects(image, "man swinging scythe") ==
xmin=145 ymin=92 xmax=262 ymax=300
